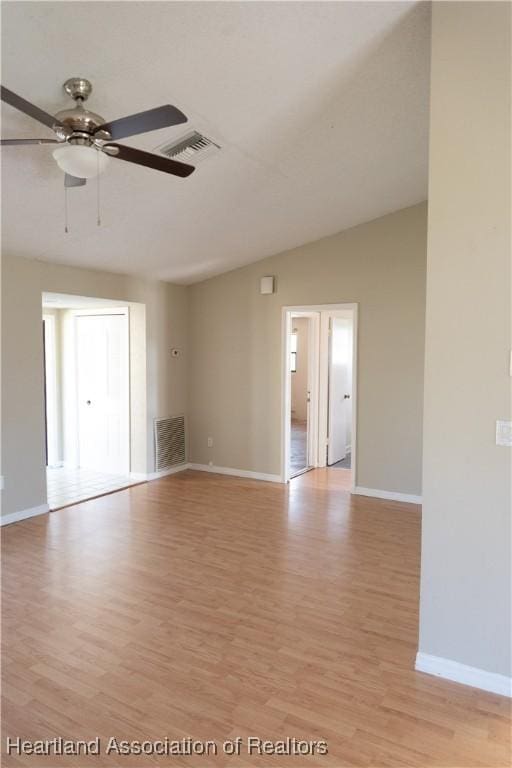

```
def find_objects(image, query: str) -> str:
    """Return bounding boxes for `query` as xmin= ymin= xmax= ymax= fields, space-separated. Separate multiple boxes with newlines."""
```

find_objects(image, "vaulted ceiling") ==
xmin=1 ymin=1 xmax=430 ymax=283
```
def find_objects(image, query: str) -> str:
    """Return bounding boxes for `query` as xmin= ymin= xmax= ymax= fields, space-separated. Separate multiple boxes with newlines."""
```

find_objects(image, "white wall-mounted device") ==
xmin=260 ymin=276 xmax=275 ymax=295
xmin=496 ymin=420 xmax=512 ymax=446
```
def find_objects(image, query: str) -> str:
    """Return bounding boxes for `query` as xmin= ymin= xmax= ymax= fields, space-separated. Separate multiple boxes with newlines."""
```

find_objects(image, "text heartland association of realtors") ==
xmin=5 ymin=737 xmax=329 ymax=757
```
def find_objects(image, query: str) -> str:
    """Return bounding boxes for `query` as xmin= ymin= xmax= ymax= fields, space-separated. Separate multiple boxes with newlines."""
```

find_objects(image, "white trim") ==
xmin=130 ymin=463 xmax=190 ymax=482
xmin=0 ymin=503 xmax=49 ymax=527
xmin=188 ymin=463 xmax=283 ymax=484
xmin=353 ymin=486 xmax=422 ymax=504
xmin=281 ymin=311 xmax=292 ymax=482
xmin=415 ymin=652 xmax=512 ymax=698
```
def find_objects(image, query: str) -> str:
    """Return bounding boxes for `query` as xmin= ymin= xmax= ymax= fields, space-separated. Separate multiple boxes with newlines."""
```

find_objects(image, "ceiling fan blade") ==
xmin=95 ymin=105 xmax=187 ymax=141
xmin=104 ymin=143 xmax=194 ymax=178
xmin=1 ymin=138 xmax=58 ymax=145
xmin=64 ymin=173 xmax=86 ymax=188
xmin=1 ymin=86 xmax=64 ymax=132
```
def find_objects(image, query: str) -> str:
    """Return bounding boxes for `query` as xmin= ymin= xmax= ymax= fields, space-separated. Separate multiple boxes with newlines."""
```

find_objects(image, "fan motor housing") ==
xmin=54 ymin=106 xmax=106 ymax=137
xmin=54 ymin=78 xmax=110 ymax=142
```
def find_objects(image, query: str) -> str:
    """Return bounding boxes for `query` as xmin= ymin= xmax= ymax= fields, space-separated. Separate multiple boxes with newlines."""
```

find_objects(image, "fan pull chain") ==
xmin=96 ymin=151 xmax=101 ymax=227
xmin=64 ymin=185 xmax=69 ymax=233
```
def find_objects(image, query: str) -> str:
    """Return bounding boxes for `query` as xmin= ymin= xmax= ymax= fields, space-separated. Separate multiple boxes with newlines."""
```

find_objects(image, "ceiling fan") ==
xmin=0 ymin=77 xmax=195 ymax=187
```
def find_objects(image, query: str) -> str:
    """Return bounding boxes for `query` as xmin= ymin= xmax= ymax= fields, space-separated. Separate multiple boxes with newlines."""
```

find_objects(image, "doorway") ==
xmin=289 ymin=315 xmax=313 ymax=477
xmin=42 ymin=294 xmax=140 ymax=511
xmin=282 ymin=304 xmax=357 ymax=487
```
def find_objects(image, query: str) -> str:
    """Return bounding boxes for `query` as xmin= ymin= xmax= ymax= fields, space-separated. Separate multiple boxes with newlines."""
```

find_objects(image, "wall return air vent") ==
xmin=154 ymin=415 xmax=186 ymax=472
xmin=157 ymin=130 xmax=221 ymax=165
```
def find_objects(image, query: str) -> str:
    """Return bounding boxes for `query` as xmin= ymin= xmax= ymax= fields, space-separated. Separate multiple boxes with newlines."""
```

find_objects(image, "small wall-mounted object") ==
xmin=170 ymin=348 xmax=181 ymax=358
xmin=260 ymin=276 xmax=275 ymax=295
xmin=496 ymin=419 xmax=512 ymax=446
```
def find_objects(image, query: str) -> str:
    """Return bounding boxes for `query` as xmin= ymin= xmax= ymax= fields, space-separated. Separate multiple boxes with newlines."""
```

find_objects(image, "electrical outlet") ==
xmin=496 ymin=420 xmax=512 ymax=447
xmin=207 ymin=437 xmax=213 ymax=448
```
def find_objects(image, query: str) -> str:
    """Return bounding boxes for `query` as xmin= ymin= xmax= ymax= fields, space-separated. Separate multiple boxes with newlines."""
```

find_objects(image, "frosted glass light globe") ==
xmin=53 ymin=145 xmax=109 ymax=179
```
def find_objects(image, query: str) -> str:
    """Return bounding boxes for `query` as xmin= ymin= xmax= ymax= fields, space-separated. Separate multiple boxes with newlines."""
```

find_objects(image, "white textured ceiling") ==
xmin=1 ymin=1 xmax=430 ymax=284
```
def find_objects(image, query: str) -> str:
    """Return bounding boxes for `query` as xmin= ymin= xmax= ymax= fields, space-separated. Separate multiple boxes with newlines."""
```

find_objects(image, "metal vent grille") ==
xmin=156 ymin=130 xmax=220 ymax=165
xmin=154 ymin=416 xmax=186 ymax=472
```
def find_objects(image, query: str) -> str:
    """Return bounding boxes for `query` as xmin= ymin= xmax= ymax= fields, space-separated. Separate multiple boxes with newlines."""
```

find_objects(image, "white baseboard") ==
xmin=130 ymin=463 xmax=190 ymax=482
xmin=188 ymin=463 xmax=283 ymax=484
xmin=416 ymin=652 xmax=512 ymax=698
xmin=353 ymin=486 xmax=422 ymax=505
xmin=0 ymin=503 xmax=49 ymax=527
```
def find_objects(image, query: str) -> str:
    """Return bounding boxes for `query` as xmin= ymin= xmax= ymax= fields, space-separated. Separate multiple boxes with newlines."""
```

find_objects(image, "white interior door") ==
xmin=76 ymin=313 xmax=129 ymax=474
xmin=328 ymin=317 xmax=352 ymax=465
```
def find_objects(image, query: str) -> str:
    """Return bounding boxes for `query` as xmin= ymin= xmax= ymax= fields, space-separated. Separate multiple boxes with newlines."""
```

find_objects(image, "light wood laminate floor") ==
xmin=2 ymin=469 xmax=510 ymax=767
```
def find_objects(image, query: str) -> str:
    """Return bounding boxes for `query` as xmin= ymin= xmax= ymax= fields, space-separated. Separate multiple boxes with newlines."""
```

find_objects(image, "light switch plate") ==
xmin=496 ymin=420 xmax=512 ymax=446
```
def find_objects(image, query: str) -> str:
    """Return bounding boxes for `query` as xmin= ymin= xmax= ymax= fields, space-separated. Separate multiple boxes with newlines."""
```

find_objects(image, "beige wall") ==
xmin=1 ymin=254 xmax=188 ymax=518
xmin=188 ymin=202 xmax=427 ymax=492
xmin=291 ymin=317 xmax=309 ymax=422
xmin=419 ymin=2 xmax=511 ymax=676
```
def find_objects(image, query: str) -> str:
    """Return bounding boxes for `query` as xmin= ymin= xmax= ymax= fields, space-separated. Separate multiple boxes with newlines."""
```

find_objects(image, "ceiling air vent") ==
xmin=157 ymin=130 xmax=220 ymax=165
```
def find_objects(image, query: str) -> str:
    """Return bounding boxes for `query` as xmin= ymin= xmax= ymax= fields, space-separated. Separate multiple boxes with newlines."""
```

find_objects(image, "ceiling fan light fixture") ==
xmin=52 ymin=144 xmax=109 ymax=179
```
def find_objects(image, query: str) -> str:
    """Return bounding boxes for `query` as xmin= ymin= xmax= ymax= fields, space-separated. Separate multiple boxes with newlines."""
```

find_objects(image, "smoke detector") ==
xmin=156 ymin=130 xmax=220 ymax=165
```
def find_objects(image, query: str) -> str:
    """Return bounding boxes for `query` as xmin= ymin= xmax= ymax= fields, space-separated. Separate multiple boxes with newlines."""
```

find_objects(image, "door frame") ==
xmin=72 ymin=308 xmax=130 ymax=474
xmin=281 ymin=303 xmax=358 ymax=488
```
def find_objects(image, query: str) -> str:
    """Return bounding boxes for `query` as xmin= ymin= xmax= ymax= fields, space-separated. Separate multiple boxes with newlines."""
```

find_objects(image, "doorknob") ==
xmin=86 ymin=400 xmax=91 ymax=405
xmin=343 ymin=394 xmax=351 ymax=399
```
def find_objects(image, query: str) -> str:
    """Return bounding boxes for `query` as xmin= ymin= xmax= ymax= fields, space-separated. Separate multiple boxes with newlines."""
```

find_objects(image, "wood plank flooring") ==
xmin=2 ymin=469 xmax=510 ymax=767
